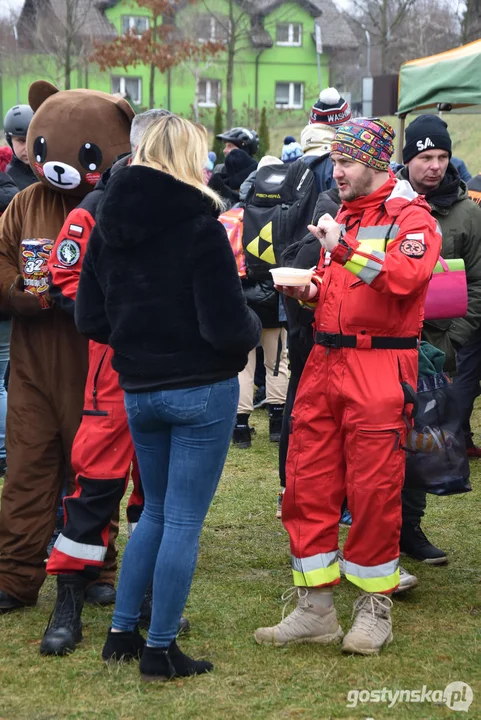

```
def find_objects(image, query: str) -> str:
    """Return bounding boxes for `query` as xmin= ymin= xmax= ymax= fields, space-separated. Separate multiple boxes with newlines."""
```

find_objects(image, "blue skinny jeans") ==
xmin=111 ymin=377 xmax=239 ymax=647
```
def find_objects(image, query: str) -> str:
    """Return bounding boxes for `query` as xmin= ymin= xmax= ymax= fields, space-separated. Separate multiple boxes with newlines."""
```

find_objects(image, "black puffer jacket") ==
xmin=6 ymin=156 xmax=37 ymax=191
xmin=76 ymin=165 xmax=261 ymax=392
xmin=0 ymin=172 xmax=19 ymax=213
xmin=208 ymin=149 xmax=257 ymax=207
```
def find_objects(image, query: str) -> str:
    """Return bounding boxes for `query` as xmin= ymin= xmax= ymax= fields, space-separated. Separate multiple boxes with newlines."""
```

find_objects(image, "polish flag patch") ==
xmin=68 ymin=224 xmax=84 ymax=238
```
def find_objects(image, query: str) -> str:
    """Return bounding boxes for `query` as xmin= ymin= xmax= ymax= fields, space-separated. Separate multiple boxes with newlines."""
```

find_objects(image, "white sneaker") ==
xmin=254 ymin=587 xmax=344 ymax=647
xmin=342 ymin=593 xmax=393 ymax=655
xmin=392 ymin=565 xmax=418 ymax=594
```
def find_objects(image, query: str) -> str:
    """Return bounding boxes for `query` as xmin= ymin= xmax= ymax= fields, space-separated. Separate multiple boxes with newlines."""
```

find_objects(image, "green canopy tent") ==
xmin=396 ymin=39 xmax=481 ymax=161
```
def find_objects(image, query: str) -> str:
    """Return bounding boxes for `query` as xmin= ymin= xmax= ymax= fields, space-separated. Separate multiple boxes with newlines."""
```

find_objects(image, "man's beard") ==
xmin=339 ymin=176 xmax=374 ymax=201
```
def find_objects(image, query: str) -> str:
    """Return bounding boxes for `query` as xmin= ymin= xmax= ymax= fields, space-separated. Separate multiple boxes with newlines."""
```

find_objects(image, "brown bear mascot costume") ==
xmin=0 ymin=81 xmax=133 ymax=613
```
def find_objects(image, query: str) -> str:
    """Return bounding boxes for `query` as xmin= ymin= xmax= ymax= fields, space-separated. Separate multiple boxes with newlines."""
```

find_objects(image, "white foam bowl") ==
xmin=270 ymin=267 xmax=314 ymax=286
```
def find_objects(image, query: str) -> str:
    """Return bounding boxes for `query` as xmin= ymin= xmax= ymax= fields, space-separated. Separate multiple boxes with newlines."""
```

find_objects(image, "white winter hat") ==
xmin=300 ymin=123 xmax=336 ymax=157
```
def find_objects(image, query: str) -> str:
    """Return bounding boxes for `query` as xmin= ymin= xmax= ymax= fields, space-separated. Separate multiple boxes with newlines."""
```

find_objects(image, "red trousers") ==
xmin=283 ymin=344 xmax=417 ymax=594
xmin=47 ymin=342 xmax=144 ymax=580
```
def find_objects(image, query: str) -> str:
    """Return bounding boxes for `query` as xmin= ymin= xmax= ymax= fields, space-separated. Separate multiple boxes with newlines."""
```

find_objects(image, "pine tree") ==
xmin=257 ymin=106 xmax=270 ymax=160
xmin=212 ymin=104 xmax=224 ymax=159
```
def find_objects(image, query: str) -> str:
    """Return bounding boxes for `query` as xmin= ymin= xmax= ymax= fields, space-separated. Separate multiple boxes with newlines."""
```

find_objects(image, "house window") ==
xmin=196 ymin=14 xmax=229 ymax=42
xmin=275 ymin=82 xmax=304 ymax=109
xmin=276 ymin=23 xmax=302 ymax=46
xmin=198 ymin=79 xmax=221 ymax=107
xmin=111 ymin=76 xmax=142 ymax=105
xmin=121 ymin=15 xmax=149 ymax=37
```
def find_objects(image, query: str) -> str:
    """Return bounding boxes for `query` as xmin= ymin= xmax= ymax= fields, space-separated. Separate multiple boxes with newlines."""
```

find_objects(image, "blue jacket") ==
xmin=301 ymin=154 xmax=335 ymax=194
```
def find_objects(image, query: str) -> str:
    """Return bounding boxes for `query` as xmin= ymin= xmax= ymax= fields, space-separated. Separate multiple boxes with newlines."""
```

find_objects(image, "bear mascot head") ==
xmin=27 ymin=80 xmax=134 ymax=198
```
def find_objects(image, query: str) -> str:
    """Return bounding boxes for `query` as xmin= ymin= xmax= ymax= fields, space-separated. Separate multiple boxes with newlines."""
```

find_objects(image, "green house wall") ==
xmin=1 ymin=0 xmax=329 ymax=128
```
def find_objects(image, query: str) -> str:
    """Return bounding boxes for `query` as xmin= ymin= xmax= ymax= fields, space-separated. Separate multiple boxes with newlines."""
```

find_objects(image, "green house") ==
xmin=2 ymin=0 xmax=357 ymax=128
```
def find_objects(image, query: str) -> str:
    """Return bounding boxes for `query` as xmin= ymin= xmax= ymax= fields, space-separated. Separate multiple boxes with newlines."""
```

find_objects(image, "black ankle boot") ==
xmin=102 ymin=626 xmax=146 ymax=662
xmin=139 ymin=583 xmax=190 ymax=635
xmin=40 ymin=574 xmax=86 ymax=656
xmin=140 ymin=646 xmax=176 ymax=682
xmin=139 ymin=641 xmax=213 ymax=682
xmin=268 ymin=404 xmax=285 ymax=442
xmin=168 ymin=640 xmax=213 ymax=676
xmin=232 ymin=413 xmax=251 ymax=449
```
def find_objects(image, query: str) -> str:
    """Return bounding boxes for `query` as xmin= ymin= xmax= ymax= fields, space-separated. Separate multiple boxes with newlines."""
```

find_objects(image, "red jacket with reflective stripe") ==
xmin=48 ymin=207 xmax=95 ymax=314
xmin=312 ymin=175 xmax=442 ymax=342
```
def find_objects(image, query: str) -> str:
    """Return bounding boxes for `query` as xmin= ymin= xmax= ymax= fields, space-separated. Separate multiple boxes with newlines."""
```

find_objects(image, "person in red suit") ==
xmin=255 ymin=118 xmax=442 ymax=655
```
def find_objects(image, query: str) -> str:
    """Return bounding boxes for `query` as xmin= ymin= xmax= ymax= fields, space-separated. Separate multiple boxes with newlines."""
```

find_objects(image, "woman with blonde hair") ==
xmin=75 ymin=114 xmax=261 ymax=681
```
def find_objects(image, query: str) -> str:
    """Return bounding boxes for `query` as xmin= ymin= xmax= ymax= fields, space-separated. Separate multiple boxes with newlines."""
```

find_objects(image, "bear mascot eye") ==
xmin=33 ymin=136 xmax=47 ymax=163
xmin=79 ymin=142 xmax=103 ymax=172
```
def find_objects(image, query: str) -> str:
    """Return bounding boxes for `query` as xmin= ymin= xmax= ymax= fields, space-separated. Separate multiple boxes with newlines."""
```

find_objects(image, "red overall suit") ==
xmin=282 ymin=176 xmax=442 ymax=594
xmin=45 ymin=189 xmax=144 ymax=581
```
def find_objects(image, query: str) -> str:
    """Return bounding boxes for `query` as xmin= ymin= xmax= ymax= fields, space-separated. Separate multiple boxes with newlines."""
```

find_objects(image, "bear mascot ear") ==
xmin=29 ymin=81 xmax=59 ymax=112
xmin=116 ymin=97 xmax=135 ymax=124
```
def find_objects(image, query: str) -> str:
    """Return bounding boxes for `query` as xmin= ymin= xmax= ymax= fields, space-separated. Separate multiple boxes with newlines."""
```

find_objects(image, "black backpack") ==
xmin=242 ymin=158 xmax=322 ymax=280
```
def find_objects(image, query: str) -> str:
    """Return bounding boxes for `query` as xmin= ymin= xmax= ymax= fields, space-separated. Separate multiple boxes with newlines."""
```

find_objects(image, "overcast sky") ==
xmin=0 ymin=0 xmax=23 ymax=18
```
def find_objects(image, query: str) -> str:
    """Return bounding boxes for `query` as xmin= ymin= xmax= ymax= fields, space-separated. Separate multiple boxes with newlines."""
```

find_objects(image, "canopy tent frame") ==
xmin=396 ymin=39 xmax=481 ymax=162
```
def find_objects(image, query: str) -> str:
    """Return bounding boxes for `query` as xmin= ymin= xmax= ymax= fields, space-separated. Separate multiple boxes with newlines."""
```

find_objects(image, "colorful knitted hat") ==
xmin=309 ymin=87 xmax=352 ymax=126
xmin=331 ymin=118 xmax=396 ymax=171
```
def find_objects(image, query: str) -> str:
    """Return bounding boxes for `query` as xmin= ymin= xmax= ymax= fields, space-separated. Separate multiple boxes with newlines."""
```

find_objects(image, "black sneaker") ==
xmin=268 ymin=404 xmax=284 ymax=443
xmin=400 ymin=523 xmax=448 ymax=565
xmin=232 ymin=413 xmax=251 ymax=449
xmin=40 ymin=574 xmax=86 ymax=656
xmin=85 ymin=582 xmax=116 ymax=606
xmin=0 ymin=590 xmax=28 ymax=614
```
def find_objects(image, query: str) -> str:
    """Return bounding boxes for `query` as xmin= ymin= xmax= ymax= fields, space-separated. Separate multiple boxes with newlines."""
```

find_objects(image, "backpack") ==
xmin=242 ymin=157 xmax=322 ymax=280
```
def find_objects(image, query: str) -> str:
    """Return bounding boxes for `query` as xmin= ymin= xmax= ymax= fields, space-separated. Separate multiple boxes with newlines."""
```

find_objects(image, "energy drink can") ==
xmin=21 ymin=239 xmax=54 ymax=309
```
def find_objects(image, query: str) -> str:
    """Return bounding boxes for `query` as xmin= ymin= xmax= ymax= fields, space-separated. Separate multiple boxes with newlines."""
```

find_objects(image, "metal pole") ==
xmin=13 ymin=24 xmax=20 ymax=103
xmin=365 ymin=29 xmax=371 ymax=76
xmin=317 ymin=52 xmax=322 ymax=92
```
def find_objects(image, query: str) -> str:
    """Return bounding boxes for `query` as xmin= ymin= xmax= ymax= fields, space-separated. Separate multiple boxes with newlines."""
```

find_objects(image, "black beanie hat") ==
xmin=403 ymin=115 xmax=452 ymax=163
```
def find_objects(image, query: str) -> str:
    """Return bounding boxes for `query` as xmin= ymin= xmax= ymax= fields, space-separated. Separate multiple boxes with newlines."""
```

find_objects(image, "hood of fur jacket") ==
xmin=96 ymin=164 xmax=219 ymax=248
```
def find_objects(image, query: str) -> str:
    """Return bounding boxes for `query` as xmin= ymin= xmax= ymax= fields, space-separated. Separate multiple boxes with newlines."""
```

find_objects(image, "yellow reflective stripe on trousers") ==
xmin=344 ymin=558 xmax=400 ymax=593
xmin=291 ymin=550 xmax=340 ymax=587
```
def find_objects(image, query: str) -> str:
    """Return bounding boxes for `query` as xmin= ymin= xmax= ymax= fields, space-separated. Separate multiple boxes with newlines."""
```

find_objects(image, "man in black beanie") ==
xmin=398 ymin=115 xmax=481 ymax=564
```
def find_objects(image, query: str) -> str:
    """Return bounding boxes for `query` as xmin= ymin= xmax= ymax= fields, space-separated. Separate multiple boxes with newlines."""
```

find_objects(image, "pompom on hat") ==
xmin=330 ymin=118 xmax=396 ymax=171
xmin=309 ymin=87 xmax=352 ymax=126
xmin=281 ymin=140 xmax=303 ymax=163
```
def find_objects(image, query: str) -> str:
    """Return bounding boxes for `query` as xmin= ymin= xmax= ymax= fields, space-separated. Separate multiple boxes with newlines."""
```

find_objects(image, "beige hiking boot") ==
xmin=254 ymin=587 xmax=344 ymax=647
xmin=342 ymin=593 xmax=393 ymax=655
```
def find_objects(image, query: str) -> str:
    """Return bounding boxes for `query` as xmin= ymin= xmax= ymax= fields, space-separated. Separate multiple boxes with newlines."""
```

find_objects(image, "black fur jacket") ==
xmin=75 ymin=165 xmax=261 ymax=391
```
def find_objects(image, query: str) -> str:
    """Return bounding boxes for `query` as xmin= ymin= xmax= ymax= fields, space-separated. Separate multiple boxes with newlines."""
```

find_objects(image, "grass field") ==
xmin=0 ymin=407 xmax=479 ymax=720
